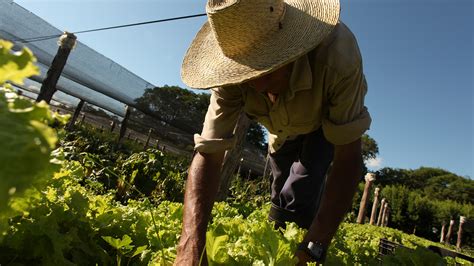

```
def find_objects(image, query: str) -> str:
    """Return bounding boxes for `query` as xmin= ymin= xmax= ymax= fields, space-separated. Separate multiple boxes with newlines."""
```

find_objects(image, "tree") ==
xmin=134 ymin=85 xmax=210 ymax=133
xmin=133 ymin=85 xmax=267 ymax=151
xmin=361 ymin=134 xmax=378 ymax=162
xmin=246 ymin=121 xmax=267 ymax=152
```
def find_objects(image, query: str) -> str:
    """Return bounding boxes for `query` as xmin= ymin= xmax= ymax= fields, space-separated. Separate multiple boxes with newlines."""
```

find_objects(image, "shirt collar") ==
xmin=286 ymin=53 xmax=313 ymax=101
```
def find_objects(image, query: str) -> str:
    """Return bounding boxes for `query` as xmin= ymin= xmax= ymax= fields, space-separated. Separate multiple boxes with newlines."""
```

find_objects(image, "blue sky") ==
xmin=14 ymin=0 xmax=473 ymax=178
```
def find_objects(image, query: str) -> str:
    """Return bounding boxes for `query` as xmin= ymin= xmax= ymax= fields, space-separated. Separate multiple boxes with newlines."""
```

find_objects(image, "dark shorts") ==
xmin=268 ymin=128 xmax=334 ymax=229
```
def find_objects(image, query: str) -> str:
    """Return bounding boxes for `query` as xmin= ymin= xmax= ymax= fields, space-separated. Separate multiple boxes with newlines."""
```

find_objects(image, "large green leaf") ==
xmin=0 ymin=41 xmax=62 ymax=226
xmin=0 ymin=40 xmax=39 ymax=85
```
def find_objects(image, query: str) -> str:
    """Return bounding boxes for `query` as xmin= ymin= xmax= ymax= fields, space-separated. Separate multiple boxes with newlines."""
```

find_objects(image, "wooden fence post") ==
xmin=80 ymin=114 xmax=86 ymax=125
xmin=445 ymin=219 xmax=455 ymax=245
xmin=216 ymin=112 xmax=251 ymax=201
xmin=144 ymin=128 xmax=153 ymax=150
xmin=262 ymin=153 xmax=270 ymax=178
xmin=383 ymin=207 xmax=390 ymax=227
xmin=66 ymin=99 xmax=84 ymax=130
xmin=155 ymin=139 xmax=160 ymax=149
xmin=369 ymin=187 xmax=380 ymax=225
xmin=236 ymin=158 xmax=244 ymax=178
xmin=357 ymin=173 xmax=376 ymax=224
xmin=110 ymin=121 xmax=116 ymax=132
xmin=377 ymin=198 xmax=386 ymax=226
xmin=380 ymin=202 xmax=388 ymax=227
xmin=440 ymin=222 xmax=446 ymax=243
xmin=456 ymin=216 xmax=466 ymax=250
xmin=36 ymin=32 xmax=77 ymax=103
xmin=119 ymin=105 xmax=131 ymax=142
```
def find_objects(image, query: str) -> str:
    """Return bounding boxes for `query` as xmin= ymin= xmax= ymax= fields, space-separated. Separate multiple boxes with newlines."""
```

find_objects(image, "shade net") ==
xmin=0 ymin=0 xmax=155 ymax=116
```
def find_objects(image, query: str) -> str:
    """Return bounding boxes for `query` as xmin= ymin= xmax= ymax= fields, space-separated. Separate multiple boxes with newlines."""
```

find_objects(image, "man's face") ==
xmin=246 ymin=63 xmax=293 ymax=94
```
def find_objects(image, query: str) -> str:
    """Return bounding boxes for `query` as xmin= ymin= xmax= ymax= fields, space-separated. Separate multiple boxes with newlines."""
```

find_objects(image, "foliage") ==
xmin=1 ymin=163 xmax=472 ymax=265
xmin=135 ymin=85 xmax=210 ymax=134
xmin=361 ymin=134 xmax=379 ymax=162
xmin=0 ymin=40 xmax=67 ymax=230
xmin=226 ymin=174 xmax=271 ymax=217
xmin=374 ymin=167 xmax=474 ymax=204
xmin=206 ymin=207 xmax=303 ymax=266
xmin=246 ymin=121 xmax=267 ymax=152
xmin=0 ymin=40 xmax=39 ymax=84
xmin=60 ymin=125 xmax=188 ymax=204
xmin=134 ymin=85 xmax=268 ymax=152
xmin=2 ymin=39 xmax=473 ymax=265
xmin=377 ymin=184 xmax=473 ymax=246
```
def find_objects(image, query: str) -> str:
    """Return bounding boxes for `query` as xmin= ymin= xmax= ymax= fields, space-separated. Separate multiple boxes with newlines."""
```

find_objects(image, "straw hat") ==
xmin=181 ymin=0 xmax=340 ymax=89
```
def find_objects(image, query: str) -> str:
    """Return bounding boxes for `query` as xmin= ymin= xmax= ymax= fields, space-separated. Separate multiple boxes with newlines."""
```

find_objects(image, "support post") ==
xmin=110 ymin=121 xmax=116 ymax=132
xmin=66 ymin=99 xmax=84 ymax=130
xmin=357 ymin=173 xmax=376 ymax=224
xmin=144 ymin=128 xmax=153 ymax=150
xmin=440 ymin=222 xmax=446 ymax=243
xmin=383 ymin=207 xmax=390 ymax=227
xmin=445 ymin=219 xmax=455 ymax=245
xmin=216 ymin=112 xmax=251 ymax=201
xmin=155 ymin=139 xmax=160 ymax=149
xmin=369 ymin=187 xmax=380 ymax=225
xmin=377 ymin=198 xmax=386 ymax=226
xmin=456 ymin=216 xmax=466 ymax=250
xmin=80 ymin=114 xmax=86 ymax=125
xmin=236 ymin=158 xmax=244 ymax=177
xmin=262 ymin=152 xmax=270 ymax=178
xmin=119 ymin=105 xmax=131 ymax=143
xmin=380 ymin=202 xmax=388 ymax=227
xmin=36 ymin=32 xmax=77 ymax=103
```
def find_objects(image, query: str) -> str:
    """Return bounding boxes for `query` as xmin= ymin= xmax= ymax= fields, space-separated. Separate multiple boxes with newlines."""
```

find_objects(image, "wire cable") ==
xmin=12 ymin=13 xmax=207 ymax=43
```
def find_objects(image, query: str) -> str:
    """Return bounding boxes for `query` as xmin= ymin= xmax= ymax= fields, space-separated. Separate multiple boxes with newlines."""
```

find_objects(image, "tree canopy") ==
xmin=374 ymin=167 xmax=474 ymax=204
xmin=133 ymin=85 xmax=267 ymax=152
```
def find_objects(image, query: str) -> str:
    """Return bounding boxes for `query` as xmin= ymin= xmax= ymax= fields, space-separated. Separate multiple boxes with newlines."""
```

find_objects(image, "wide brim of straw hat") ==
xmin=181 ymin=0 xmax=340 ymax=89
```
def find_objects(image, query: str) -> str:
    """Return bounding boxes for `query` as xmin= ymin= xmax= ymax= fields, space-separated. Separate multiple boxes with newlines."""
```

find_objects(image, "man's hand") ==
xmin=174 ymin=151 xmax=225 ymax=266
xmin=295 ymin=249 xmax=318 ymax=266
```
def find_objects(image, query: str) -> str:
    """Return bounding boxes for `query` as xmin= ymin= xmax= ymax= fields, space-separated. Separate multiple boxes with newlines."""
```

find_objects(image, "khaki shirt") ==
xmin=194 ymin=22 xmax=372 ymax=154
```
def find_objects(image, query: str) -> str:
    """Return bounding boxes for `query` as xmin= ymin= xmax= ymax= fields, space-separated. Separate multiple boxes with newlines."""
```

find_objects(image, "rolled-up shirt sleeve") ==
xmin=194 ymin=86 xmax=243 ymax=153
xmin=322 ymin=66 xmax=372 ymax=145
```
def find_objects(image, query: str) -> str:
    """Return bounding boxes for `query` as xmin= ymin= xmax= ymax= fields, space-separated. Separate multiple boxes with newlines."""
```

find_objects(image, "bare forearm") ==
xmin=304 ymin=139 xmax=363 ymax=246
xmin=177 ymin=151 xmax=224 ymax=261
